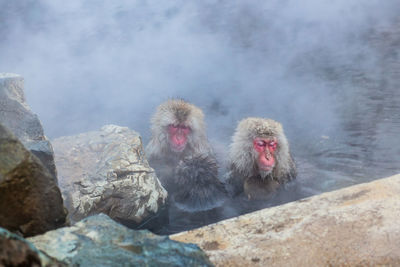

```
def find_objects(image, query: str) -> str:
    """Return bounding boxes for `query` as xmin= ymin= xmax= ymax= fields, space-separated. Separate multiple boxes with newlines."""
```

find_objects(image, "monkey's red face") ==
xmin=168 ymin=124 xmax=191 ymax=152
xmin=253 ymin=137 xmax=277 ymax=172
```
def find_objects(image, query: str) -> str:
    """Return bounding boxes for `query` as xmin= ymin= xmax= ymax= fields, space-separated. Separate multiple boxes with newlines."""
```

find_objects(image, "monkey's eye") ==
xmin=168 ymin=124 xmax=191 ymax=134
xmin=180 ymin=125 xmax=191 ymax=134
xmin=256 ymin=140 xmax=266 ymax=147
xmin=268 ymin=141 xmax=277 ymax=151
xmin=168 ymin=124 xmax=179 ymax=134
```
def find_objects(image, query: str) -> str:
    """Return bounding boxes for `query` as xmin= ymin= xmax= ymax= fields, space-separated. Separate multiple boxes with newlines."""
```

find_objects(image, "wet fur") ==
xmin=227 ymin=117 xmax=296 ymax=199
xmin=173 ymin=154 xmax=227 ymax=212
xmin=146 ymin=99 xmax=224 ymax=210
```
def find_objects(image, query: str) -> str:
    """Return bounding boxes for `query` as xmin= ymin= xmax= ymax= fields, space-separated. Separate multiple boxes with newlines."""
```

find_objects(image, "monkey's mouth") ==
xmin=170 ymin=143 xmax=186 ymax=152
xmin=258 ymin=164 xmax=274 ymax=172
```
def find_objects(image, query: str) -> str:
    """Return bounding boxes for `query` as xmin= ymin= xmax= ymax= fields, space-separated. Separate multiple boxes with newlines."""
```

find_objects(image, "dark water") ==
xmin=1 ymin=1 xmax=399 ymax=233
xmin=296 ymin=40 xmax=400 ymax=197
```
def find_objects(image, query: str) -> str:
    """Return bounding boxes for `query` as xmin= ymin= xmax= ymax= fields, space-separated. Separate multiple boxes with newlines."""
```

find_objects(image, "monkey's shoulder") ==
xmin=275 ymin=157 xmax=297 ymax=183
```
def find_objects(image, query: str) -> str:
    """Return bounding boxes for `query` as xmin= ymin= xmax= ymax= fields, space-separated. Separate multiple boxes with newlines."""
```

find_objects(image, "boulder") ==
xmin=0 ymin=227 xmax=67 ymax=266
xmin=0 ymin=73 xmax=57 ymax=179
xmin=28 ymin=214 xmax=212 ymax=267
xmin=0 ymin=123 xmax=67 ymax=237
xmin=52 ymin=125 xmax=168 ymax=226
xmin=172 ymin=174 xmax=400 ymax=266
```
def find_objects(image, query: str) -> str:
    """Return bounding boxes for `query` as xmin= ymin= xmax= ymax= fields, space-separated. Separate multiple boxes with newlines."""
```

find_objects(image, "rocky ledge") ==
xmin=172 ymin=174 xmax=400 ymax=266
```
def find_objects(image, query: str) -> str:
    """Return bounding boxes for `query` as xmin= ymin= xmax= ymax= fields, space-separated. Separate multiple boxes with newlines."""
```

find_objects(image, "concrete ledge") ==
xmin=171 ymin=174 xmax=400 ymax=266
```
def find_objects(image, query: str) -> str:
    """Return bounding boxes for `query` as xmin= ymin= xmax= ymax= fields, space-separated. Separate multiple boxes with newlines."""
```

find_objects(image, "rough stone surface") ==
xmin=0 ymin=227 xmax=67 ymax=266
xmin=29 ymin=214 xmax=212 ymax=267
xmin=172 ymin=174 xmax=400 ymax=266
xmin=0 ymin=123 xmax=67 ymax=237
xmin=0 ymin=73 xmax=57 ymax=179
xmin=52 ymin=124 xmax=168 ymax=225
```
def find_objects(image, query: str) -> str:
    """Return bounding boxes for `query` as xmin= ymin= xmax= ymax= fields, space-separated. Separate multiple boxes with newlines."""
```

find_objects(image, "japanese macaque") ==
xmin=146 ymin=99 xmax=226 ymax=212
xmin=226 ymin=117 xmax=296 ymax=200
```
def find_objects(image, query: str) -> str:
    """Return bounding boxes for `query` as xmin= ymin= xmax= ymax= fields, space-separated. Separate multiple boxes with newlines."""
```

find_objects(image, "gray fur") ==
xmin=145 ymin=99 xmax=224 ymax=209
xmin=146 ymin=99 xmax=212 ymax=160
xmin=227 ymin=117 xmax=296 ymax=199
xmin=173 ymin=154 xmax=227 ymax=212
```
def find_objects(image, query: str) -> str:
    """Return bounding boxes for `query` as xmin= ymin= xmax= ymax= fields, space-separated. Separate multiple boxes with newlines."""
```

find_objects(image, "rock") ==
xmin=0 ymin=227 xmax=67 ymax=266
xmin=52 ymin=125 xmax=168 ymax=227
xmin=28 ymin=214 xmax=212 ymax=267
xmin=0 ymin=73 xmax=57 ymax=179
xmin=0 ymin=123 xmax=67 ymax=237
xmin=172 ymin=174 xmax=400 ymax=266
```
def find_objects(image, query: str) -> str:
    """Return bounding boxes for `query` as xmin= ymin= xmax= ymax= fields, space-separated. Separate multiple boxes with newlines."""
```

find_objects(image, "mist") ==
xmin=1 ymin=0 xmax=400 ymax=194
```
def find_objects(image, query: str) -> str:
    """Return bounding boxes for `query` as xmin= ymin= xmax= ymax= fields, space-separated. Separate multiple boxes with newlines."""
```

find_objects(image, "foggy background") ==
xmin=1 ymin=0 xmax=400 ymax=196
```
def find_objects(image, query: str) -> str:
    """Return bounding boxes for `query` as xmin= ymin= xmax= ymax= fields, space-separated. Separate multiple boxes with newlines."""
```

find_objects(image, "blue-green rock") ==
xmin=29 ymin=214 xmax=213 ymax=267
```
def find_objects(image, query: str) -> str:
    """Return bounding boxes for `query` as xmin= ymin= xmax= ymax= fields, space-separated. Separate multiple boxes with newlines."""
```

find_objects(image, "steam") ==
xmin=1 ymin=0 xmax=398 ymax=161
xmin=0 ymin=0 xmax=395 ymax=140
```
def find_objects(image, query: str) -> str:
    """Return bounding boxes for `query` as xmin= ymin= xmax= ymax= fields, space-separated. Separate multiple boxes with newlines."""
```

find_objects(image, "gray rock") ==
xmin=0 ymin=227 xmax=67 ymax=266
xmin=52 ymin=125 xmax=168 ymax=226
xmin=0 ymin=73 xmax=57 ymax=179
xmin=0 ymin=123 xmax=67 ymax=237
xmin=28 ymin=214 xmax=212 ymax=267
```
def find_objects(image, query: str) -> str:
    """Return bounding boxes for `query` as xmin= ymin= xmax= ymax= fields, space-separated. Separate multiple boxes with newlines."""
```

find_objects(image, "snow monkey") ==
xmin=146 ymin=99 xmax=226 ymax=212
xmin=226 ymin=117 xmax=296 ymax=200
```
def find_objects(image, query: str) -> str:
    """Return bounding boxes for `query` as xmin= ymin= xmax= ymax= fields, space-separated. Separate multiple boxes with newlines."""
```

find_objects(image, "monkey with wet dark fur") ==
xmin=146 ymin=99 xmax=227 ymax=212
xmin=173 ymin=154 xmax=227 ymax=212
xmin=225 ymin=117 xmax=296 ymax=200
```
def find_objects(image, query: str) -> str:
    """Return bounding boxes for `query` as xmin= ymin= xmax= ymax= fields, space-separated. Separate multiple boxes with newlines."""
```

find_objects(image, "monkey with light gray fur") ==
xmin=226 ymin=117 xmax=296 ymax=200
xmin=146 ymin=99 xmax=227 ymax=212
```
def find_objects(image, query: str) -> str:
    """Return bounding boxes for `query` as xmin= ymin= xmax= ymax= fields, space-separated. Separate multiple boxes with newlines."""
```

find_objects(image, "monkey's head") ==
xmin=149 ymin=99 xmax=209 ymax=155
xmin=229 ymin=117 xmax=292 ymax=179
